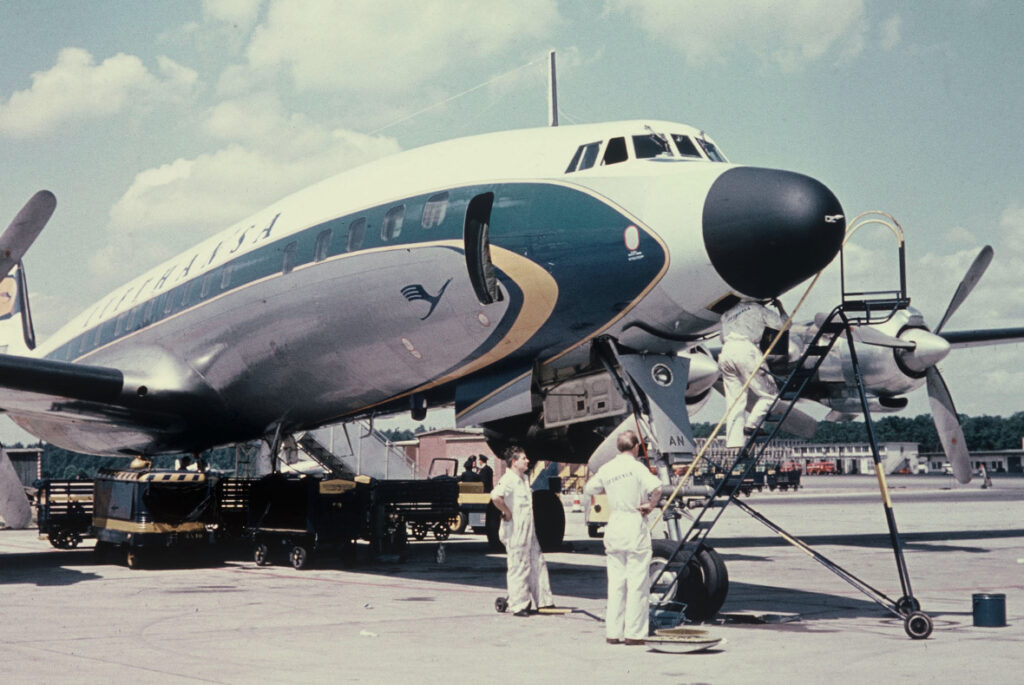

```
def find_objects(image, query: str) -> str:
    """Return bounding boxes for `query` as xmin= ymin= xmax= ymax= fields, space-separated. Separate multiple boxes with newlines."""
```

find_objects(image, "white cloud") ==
xmin=98 ymin=105 xmax=400 ymax=276
xmin=879 ymin=14 xmax=902 ymax=51
xmin=0 ymin=48 xmax=199 ymax=138
xmin=607 ymin=0 xmax=868 ymax=71
xmin=202 ymin=0 xmax=263 ymax=30
xmin=241 ymin=0 xmax=559 ymax=93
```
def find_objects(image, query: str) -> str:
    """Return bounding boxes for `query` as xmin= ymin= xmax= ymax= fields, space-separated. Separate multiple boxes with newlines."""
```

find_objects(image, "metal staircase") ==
xmin=652 ymin=212 xmax=934 ymax=639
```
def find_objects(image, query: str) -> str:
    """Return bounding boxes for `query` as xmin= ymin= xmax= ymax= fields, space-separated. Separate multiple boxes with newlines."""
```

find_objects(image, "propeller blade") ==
xmin=0 ymin=190 xmax=56 ymax=279
xmin=852 ymin=326 xmax=915 ymax=349
xmin=925 ymin=366 xmax=971 ymax=484
xmin=934 ymin=245 xmax=993 ymax=334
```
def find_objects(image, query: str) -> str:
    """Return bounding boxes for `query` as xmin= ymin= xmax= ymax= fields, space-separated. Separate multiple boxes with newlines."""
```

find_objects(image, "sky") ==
xmin=0 ymin=0 xmax=1022 ymax=444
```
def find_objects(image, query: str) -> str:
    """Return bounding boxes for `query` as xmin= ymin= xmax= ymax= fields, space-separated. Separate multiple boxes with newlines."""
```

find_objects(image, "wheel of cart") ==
xmin=433 ymin=522 xmax=451 ymax=541
xmin=253 ymin=539 xmax=272 ymax=566
xmin=495 ymin=596 xmax=508 ymax=613
xmin=289 ymin=543 xmax=311 ymax=570
xmin=410 ymin=522 xmax=430 ymax=541
xmin=904 ymin=611 xmax=933 ymax=639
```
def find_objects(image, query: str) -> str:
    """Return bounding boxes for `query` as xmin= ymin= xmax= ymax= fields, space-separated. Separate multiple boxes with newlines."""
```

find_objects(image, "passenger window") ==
xmin=602 ymin=137 xmax=628 ymax=165
xmin=347 ymin=218 xmax=366 ymax=251
xmin=381 ymin=205 xmax=405 ymax=241
xmin=421 ymin=192 xmax=449 ymax=229
xmin=200 ymin=271 xmax=215 ymax=299
xmin=671 ymin=134 xmax=701 ymax=158
xmin=220 ymin=264 xmax=233 ymax=290
xmin=314 ymin=228 xmax=332 ymax=261
xmin=282 ymin=241 xmax=298 ymax=274
xmin=633 ymin=134 xmax=673 ymax=159
xmin=114 ymin=311 xmax=129 ymax=337
xmin=142 ymin=298 xmax=156 ymax=326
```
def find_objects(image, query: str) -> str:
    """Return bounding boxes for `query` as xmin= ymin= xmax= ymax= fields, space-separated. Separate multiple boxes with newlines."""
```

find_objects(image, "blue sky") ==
xmin=1 ymin=1 xmax=1022 ymax=443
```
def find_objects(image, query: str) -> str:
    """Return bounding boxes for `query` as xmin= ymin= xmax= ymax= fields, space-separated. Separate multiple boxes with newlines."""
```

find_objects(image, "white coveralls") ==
xmin=719 ymin=301 xmax=786 ymax=448
xmin=584 ymin=453 xmax=663 ymax=641
xmin=492 ymin=470 xmax=553 ymax=613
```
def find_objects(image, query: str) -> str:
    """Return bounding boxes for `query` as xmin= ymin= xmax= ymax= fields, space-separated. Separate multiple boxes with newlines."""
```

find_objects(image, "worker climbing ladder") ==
xmin=650 ymin=212 xmax=935 ymax=639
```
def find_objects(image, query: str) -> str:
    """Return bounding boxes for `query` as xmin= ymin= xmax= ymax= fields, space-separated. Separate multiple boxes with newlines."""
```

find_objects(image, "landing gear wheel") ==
xmin=290 ymin=545 xmax=309 ymax=570
xmin=495 ymin=596 xmax=508 ymax=613
xmin=650 ymin=539 xmax=729 ymax=623
xmin=904 ymin=611 xmax=933 ymax=639
xmin=254 ymin=542 xmax=271 ymax=566
xmin=896 ymin=595 xmax=921 ymax=616
xmin=433 ymin=524 xmax=451 ymax=541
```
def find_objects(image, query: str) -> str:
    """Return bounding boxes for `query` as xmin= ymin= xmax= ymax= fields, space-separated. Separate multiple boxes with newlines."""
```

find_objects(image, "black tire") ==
xmin=433 ymin=524 xmax=451 ymax=541
xmin=905 ymin=611 xmax=933 ymax=639
xmin=254 ymin=542 xmax=271 ymax=566
xmin=290 ymin=545 xmax=310 ymax=570
xmin=532 ymin=490 xmax=565 ymax=552
xmin=450 ymin=512 xmax=468 ymax=534
xmin=587 ymin=523 xmax=604 ymax=539
xmin=649 ymin=539 xmax=729 ymax=623
xmin=125 ymin=548 xmax=143 ymax=570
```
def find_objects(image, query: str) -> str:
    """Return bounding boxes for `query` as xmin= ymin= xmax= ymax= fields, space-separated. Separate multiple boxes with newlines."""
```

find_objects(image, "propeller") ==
xmin=919 ymin=245 xmax=993 ymax=484
xmin=0 ymin=190 xmax=56 ymax=279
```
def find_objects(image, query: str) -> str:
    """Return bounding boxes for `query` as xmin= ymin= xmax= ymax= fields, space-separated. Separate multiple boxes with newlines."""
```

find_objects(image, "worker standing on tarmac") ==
xmin=719 ymin=299 xmax=787 ymax=448
xmin=583 ymin=430 xmax=663 ymax=645
xmin=491 ymin=446 xmax=554 ymax=617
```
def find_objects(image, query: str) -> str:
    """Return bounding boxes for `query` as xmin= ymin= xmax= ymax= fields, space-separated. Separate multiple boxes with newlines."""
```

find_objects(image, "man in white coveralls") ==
xmin=490 ymin=446 xmax=554 ymax=616
xmin=584 ymin=430 xmax=663 ymax=645
xmin=718 ymin=299 xmax=787 ymax=448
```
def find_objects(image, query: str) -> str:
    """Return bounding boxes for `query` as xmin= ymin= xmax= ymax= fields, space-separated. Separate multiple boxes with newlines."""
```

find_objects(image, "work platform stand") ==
xmin=650 ymin=212 xmax=935 ymax=639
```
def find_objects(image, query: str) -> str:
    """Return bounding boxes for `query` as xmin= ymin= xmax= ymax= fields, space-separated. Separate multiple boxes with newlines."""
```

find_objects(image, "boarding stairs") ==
xmin=652 ymin=213 xmax=933 ymax=639
xmin=296 ymin=432 xmax=356 ymax=479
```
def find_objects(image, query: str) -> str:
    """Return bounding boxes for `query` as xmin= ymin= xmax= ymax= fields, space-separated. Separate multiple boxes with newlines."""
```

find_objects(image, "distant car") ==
xmin=942 ymin=464 xmax=954 ymax=475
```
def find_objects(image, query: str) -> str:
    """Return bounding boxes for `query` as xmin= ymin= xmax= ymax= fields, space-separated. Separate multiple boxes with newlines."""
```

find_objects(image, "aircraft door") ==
xmin=464 ymin=192 xmax=502 ymax=304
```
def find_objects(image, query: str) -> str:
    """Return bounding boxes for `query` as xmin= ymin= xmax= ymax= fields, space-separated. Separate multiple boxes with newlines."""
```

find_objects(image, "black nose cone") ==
xmin=703 ymin=167 xmax=845 ymax=299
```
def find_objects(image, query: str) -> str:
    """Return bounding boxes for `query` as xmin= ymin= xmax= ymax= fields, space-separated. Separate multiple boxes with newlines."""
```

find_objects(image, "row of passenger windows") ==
xmin=565 ymin=132 xmax=726 ymax=173
xmin=68 ymin=190 xmax=457 ymax=357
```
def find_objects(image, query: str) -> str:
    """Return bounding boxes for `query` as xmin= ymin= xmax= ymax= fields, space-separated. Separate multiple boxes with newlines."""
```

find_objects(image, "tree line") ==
xmin=691 ymin=412 xmax=1024 ymax=453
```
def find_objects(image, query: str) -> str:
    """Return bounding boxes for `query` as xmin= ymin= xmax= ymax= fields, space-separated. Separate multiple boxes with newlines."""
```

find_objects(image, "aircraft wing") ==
xmin=941 ymin=328 xmax=1024 ymax=349
xmin=0 ymin=352 xmax=194 ymax=447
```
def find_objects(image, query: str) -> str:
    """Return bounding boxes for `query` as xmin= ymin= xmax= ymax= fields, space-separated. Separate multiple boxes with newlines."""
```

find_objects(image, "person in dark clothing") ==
xmin=460 ymin=455 xmax=480 ymax=482
xmin=477 ymin=455 xmax=494 ymax=492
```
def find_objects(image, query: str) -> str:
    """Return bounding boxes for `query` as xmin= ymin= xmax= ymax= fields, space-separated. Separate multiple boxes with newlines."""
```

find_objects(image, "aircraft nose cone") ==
xmin=703 ymin=167 xmax=845 ymax=299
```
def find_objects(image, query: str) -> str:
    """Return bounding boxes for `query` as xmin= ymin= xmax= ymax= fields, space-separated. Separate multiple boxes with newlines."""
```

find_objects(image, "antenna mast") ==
xmin=547 ymin=50 xmax=558 ymax=127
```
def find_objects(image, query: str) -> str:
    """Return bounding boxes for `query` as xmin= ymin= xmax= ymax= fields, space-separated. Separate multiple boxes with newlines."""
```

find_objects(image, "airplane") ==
xmin=3 ymin=116 xmax=1020 ymax=634
xmin=0 ymin=119 xmax=846 ymax=534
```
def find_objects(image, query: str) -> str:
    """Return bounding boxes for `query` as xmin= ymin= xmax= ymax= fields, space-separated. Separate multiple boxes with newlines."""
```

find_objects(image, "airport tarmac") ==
xmin=2 ymin=474 xmax=1022 ymax=684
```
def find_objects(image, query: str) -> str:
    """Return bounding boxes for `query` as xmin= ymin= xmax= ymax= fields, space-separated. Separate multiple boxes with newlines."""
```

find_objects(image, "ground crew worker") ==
xmin=719 ymin=299 xmax=787 ymax=448
xmin=583 ymin=430 xmax=662 ymax=645
xmin=490 ymin=446 xmax=554 ymax=616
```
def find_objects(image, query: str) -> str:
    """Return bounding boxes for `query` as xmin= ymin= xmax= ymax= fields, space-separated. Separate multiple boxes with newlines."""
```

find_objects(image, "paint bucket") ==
xmin=972 ymin=593 xmax=1006 ymax=627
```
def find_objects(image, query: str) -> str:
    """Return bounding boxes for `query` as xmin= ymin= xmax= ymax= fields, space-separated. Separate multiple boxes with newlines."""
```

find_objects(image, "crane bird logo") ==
xmin=401 ymin=278 xmax=452 ymax=320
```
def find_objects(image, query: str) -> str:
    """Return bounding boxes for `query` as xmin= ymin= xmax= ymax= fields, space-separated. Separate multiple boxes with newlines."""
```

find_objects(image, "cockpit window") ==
xmin=566 ymin=141 xmax=601 ymax=173
xmin=697 ymin=136 xmax=727 ymax=162
xmin=633 ymin=133 xmax=673 ymax=159
xmin=671 ymin=134 xmax=702 ymax=158
xmin=602 ymin=137 xmax=628 ymax=166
